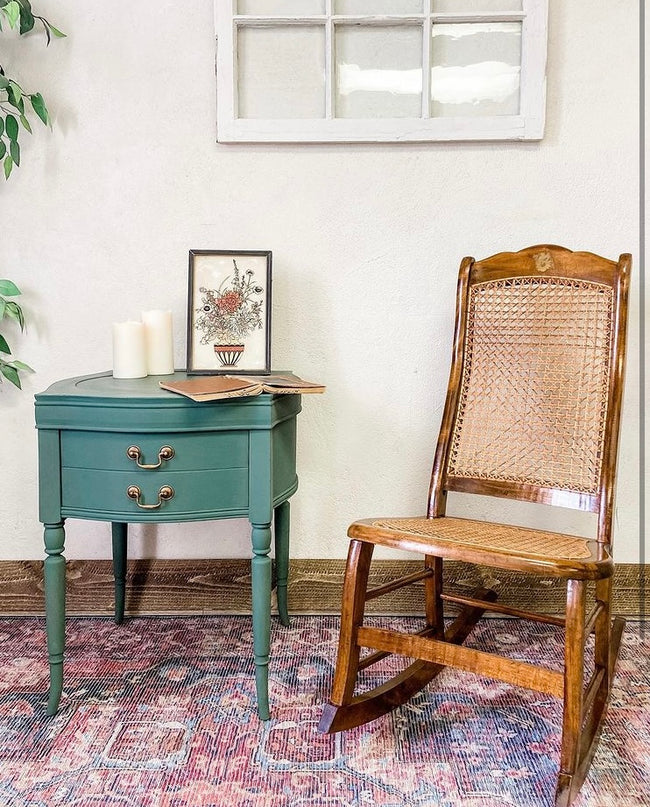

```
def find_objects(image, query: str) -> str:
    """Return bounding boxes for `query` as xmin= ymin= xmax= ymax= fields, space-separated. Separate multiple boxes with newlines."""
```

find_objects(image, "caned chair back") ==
xmin=429 ymin=245 xmax=630 ymax=542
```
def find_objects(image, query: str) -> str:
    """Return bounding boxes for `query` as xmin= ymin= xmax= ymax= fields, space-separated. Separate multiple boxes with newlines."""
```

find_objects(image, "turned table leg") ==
xmin=44 ymin=520 xmax=66 ymax=716
xmin=251 ymin=519 xmax=272 ymax=720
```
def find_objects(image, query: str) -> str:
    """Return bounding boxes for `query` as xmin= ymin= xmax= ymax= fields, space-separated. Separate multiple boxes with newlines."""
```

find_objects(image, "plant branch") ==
xmin=0 ymin=0 xmax=63 ymax=179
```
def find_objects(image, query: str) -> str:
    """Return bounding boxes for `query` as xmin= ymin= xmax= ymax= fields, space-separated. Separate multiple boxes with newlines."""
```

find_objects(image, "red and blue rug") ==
xmin=0 ymin=616 xmax=647 ymax=806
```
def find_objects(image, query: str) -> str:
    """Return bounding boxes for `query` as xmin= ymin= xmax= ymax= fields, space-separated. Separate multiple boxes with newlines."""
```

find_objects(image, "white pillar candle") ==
xmin=142 ymin=309 xmax=174 ymax=375
xmin=112 ymin=321 xmax=148 ymax=379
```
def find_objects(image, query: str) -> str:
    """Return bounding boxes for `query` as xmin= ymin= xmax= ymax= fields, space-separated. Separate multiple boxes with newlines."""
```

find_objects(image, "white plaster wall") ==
xmin=0 ymin=0 xmax=641 ymax=562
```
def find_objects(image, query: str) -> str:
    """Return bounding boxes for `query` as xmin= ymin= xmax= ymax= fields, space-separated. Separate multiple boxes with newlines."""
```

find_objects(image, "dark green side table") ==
xmin=35 ymin=371 xmax=301 ymax=720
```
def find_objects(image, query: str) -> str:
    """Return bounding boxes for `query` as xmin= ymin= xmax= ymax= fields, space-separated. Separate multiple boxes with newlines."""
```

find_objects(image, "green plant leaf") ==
xmin=0 ymin=334 xmax=9 ymax=354
xmin=18 ymin=5 xmax=34 ymax=33
xmin=0 ymin=299 xmax=5 ymax=320
xmin=3 ymin=153 xmax=13 ymax=179
xmin=0 ymin=140 xmax=6 ymax=160
xmin=3 ymin=0 xmax=20 ymax=27
xmin=8 ymin=87 xmax=25 ymax=115
xmin=10 ymin=97 xmax=25 ymax=115
xmin=0 ymin=75 xmax=9 ymax=90
xmin=19 ymin=114 xmax=32 ymax=133
xmin=4 ymin=300 xmax=25 ymax=328
xmin=30 ymin=93 xmax=48 ymax=126
xmin=47 ymin=23 xmax=65 ymax=38
xmin=11 ymin=360 xmax=32 ymax=371
xmin=0 ymin=279 xmax=21 ymax=296
xmin=8 ymin=81 xmax=21 ymax=104
xmin=5 ymin=114 xmax=18 ymax=141
xmin=0 ymin=364 xmax=22 ymax=388
xmin=9 ymin=138 xmax=19 ymax=166
xmin=0 ymin=117 xmax=4 ymax=136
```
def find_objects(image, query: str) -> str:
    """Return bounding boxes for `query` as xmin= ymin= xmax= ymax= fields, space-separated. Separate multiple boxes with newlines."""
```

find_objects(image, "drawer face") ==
xmin=61 ymin=430 xmax=248 ymax=472
xmin=61 ymin=468 xmax=248 ymax=519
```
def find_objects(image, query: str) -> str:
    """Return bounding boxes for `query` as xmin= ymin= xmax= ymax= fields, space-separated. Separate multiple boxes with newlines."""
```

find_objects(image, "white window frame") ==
xmin=214 ymin=0 xmax=548 ymax=143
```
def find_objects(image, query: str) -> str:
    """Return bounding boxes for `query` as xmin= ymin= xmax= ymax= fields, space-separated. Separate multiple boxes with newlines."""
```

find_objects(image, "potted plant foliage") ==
xmin=0 ymin=279 xmax=31 ymax=387
xmin=0 ymin=0 xmax=64 ymax=179
xmin=0 ymin=0 xmax=64 ymax=387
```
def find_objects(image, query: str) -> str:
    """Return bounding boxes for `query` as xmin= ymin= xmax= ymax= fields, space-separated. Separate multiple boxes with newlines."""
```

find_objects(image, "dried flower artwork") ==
xmin=187 ymin=251 xmax=271 ymax=374
xmin=195 ymin=261 xmax=264 ymax=347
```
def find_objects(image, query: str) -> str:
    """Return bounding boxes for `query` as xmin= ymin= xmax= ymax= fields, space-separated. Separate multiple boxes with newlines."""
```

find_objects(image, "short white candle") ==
xmin=112 ymin=321 xmax=148 ymax=379
xmin=142 ymin=309 xmax=174 ymax=375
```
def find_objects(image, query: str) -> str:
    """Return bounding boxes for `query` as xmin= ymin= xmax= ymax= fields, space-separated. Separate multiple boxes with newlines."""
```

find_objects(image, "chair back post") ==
xmin=427 ymin=255 xmax=474 ymax=518
xmin=596 ymin=253 xmax=632 ymax=546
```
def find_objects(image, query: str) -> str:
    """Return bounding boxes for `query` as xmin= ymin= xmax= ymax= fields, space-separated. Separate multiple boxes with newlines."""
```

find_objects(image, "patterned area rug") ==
xmin=0 ymin=616 xmax=647 ymax=807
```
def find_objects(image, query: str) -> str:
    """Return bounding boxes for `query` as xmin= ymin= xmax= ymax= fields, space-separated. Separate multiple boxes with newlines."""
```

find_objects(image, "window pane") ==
xmin=335 ymin=0 xmax=423 ymax=12
xmin=336 ymin=25 xmax=423 ymax=118
xmin=432 ymin=1 xmax=522 ymax=11
xmin=431 ymin=22 xmax=521 ymax=117
xmin=237 ymin=26 xmax=326 ymax=118
xmin=238 ymin=0 xmax=325 ymax=13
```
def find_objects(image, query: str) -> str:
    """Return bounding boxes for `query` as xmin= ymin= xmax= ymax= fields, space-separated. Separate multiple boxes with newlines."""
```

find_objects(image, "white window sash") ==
xmin=214 ymin=0 xmax=548 ymax=143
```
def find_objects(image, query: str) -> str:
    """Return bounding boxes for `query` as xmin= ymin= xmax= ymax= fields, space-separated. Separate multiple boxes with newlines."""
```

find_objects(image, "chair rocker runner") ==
xmin=319 ymin=245 xmax=631 ymax=807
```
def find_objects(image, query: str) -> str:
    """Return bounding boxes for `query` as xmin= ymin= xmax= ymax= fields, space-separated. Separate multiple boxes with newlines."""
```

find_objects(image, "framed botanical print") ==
xmin=186 ymin=250 xmax=272 ymax=375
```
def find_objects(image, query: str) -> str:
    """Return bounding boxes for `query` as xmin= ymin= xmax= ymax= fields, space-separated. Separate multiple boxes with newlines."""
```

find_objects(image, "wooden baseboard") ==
xmin=0 ymin=559 xmax=646 ymax=618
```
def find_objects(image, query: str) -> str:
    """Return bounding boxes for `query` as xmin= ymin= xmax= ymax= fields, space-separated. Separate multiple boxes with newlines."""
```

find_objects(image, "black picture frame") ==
xmin=186 ymin=250 xmax=272 ymax=375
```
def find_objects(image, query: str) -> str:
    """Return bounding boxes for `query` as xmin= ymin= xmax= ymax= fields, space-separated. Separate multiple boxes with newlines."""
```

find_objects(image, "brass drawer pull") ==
xmin=126 ymin=445 xmax=175 ymax=469
xmin=126 ymin=484 xmax=175 ymax=509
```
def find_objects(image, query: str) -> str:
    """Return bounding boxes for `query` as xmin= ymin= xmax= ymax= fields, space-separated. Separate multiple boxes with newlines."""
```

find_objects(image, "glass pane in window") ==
xmin=432 ymin=1 xmax=522 ymax=11
xmin=335 ymin=0 xmax=423 ymax=13
xmin=335 ymin=25 xmax=423 ymax=118
xmin=238 ymin=0 xmax=325 ymax=13
xmin=237 ymin=26 xmax=326 ymax=118
xmin=431 ymin=22 xmax=521 ymax=117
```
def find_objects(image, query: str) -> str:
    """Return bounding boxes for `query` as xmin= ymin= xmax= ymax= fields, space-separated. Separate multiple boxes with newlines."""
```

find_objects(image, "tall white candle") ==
xmin=142 ymin=309 xmax=174 ymax=375
xmin=112 ymin=321 xmax=148 ymax=379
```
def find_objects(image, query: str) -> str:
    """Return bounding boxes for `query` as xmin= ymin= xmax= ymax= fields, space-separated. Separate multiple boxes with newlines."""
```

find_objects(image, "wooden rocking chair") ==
xmin=319 ymin=245 xmax=631 ymax=807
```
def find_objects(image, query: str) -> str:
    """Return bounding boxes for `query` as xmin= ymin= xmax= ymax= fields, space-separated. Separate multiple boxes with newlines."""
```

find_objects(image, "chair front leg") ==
xmin=593 ymin=576 xmax=612 ymax=685
xmin=330 ymin=539 xmax=374 ymax=706
xmin=556 ymin=578 xmax=586 ymax=807
xmin=318 ymin=539 xmax=374 ymax=733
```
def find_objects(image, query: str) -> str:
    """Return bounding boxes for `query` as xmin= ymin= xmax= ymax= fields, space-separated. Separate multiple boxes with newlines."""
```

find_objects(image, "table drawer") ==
xmin=61 ymin=430 xmax=248 ymax=472
xmin=61 ymin=468 xmax=248 ymax=519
